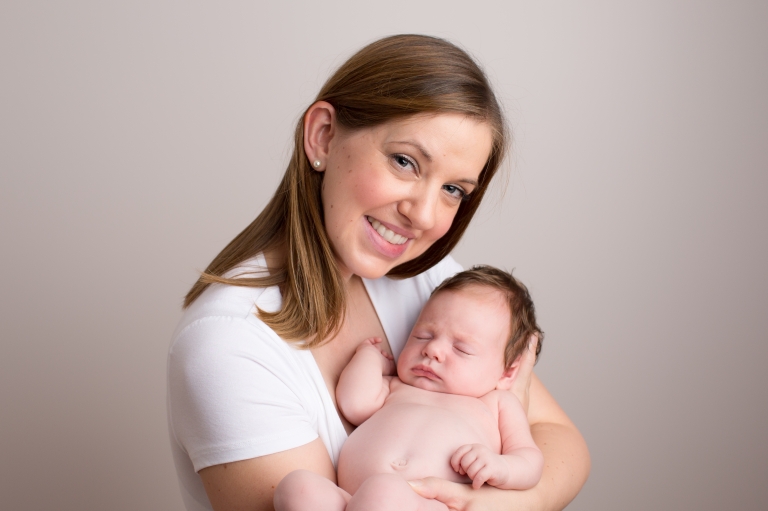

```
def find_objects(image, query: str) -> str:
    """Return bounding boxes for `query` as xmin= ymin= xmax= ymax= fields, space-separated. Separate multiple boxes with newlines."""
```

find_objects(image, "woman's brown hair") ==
xmin=184 ymin=34 xmax=509 ymax=347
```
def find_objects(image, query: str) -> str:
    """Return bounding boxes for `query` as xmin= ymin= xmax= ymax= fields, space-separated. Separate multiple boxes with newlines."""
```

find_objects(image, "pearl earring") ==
xmin=313 ymin=160 xmax=321 ymax=168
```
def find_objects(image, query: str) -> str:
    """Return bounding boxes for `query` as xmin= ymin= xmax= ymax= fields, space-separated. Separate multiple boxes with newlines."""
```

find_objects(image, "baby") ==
xmin=275 ymin=266 xmax=544 ymax=511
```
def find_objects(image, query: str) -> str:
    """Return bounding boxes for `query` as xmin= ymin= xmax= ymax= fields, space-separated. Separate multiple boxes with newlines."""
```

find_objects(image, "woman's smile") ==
xmin=318 ymin=113 xmax=493 ymax=281
xmin=366 ymin=216 xmax=410 ymax=245
xmin=363 ymin=216 xmax=411 ymax=258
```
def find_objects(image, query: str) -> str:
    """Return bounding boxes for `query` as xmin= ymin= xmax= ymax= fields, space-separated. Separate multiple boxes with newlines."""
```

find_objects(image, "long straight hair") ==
xmin=184 ymin=34 xmax=509 ymax=347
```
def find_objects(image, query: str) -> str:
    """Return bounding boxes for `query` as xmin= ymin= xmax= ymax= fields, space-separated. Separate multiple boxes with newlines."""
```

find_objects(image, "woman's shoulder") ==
xmin=171 ymin=254 xmax=282 ymax=347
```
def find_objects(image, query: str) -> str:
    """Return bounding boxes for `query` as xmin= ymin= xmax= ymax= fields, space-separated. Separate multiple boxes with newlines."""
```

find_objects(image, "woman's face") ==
xmin=319 ymin=113 xmax=493 ymax=280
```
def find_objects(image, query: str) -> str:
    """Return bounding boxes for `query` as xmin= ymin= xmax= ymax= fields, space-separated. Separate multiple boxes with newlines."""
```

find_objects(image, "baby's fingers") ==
xmin=357 ymin=337 xmax=382 ymax=353
xmin=369 ymin=337 xmax=394 ymax=359
xmin=464 ymin=458 xmax=490 ymax=489
xmin=469 ymin=465 xmax=492 ymax=489
xmin=450 ymin=444 xmax=473 ymax=473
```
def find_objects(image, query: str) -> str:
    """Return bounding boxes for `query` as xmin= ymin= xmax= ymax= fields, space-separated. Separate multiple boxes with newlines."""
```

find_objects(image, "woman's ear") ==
xmin=495 ymin=355 xmax=522 ymax=391
xmin=303 ymin=101 xmax=337 ymax=172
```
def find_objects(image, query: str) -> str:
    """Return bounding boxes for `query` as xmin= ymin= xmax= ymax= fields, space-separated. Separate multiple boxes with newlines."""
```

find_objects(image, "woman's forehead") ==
xmin=356 ymin=113 xmax=493 ymax=166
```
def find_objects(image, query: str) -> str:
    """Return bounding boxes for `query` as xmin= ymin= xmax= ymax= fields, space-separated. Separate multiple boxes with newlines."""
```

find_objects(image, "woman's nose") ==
xmin=398 ymin=186 xmax=438 ymax=231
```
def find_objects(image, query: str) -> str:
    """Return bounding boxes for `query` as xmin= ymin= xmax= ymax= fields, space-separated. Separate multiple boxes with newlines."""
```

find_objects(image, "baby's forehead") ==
xmin=423 ymin=286 xmax=511 ymax=337
xmin=431 ymin=283 xmax=508 ymax=306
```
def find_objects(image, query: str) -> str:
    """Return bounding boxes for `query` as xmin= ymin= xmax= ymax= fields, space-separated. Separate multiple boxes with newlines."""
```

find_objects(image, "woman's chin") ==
xmin=351 ymin=261 xmax=399 ymax=281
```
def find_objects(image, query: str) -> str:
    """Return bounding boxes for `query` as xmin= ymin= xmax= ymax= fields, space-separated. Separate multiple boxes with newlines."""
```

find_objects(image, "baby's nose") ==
xmin=423 ymin=340 xmax=446 ymax=361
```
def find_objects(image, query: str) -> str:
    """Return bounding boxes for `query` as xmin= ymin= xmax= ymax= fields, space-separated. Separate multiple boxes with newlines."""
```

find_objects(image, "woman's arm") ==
xmin=199 ymin=438 xmax=335 ymax=511
xmin=524 ymin=373 xmax=591 ymax=510
xmin=409 ymin=337 xmax=590 ymax=510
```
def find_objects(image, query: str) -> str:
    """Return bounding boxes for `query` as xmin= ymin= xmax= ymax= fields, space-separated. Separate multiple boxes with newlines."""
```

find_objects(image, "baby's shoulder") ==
xmin=479 ymin=389 xmax=522 ymax=413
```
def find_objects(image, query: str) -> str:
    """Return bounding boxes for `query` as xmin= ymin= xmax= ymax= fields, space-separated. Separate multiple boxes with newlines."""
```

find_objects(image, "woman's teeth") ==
xmin=367 ymin=217 xmax=408 ymax=245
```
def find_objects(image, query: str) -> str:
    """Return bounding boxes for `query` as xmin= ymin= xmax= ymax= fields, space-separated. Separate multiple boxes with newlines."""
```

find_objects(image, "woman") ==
xmin=168 ymin=34 xmax=589 ymax=511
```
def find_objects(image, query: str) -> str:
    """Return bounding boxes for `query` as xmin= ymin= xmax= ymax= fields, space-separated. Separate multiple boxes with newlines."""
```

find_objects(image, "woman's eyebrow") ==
xmin=391 ymin=140 xmax=433 ymax=162
xmin=389 ymin=140 xmax=479 ymax=186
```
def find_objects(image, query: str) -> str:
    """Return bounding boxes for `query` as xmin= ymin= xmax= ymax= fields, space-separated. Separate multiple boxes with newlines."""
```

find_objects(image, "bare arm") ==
xmin=199 ymin=437 xmax=335 ymax=511
xmin=524 ymin=373 xmax=591 ymax=510
xmin=410 ymin=336 xmax=590 ymax=510
xmin=451 ymin=391 xmax=544 ymax=490
xmin=335 ymin=337 xmax=394 ymax=425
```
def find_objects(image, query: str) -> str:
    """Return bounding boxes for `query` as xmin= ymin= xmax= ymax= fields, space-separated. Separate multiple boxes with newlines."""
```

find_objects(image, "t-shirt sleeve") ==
xmin=167 ymin=316 xmax=318 ymax=472
xmin=424 ymin=255 xmax=464 ymax=289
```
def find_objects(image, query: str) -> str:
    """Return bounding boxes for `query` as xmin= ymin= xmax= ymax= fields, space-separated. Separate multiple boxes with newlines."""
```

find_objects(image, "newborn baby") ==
xmin=275 ymin=266 xmax=544 ymax=511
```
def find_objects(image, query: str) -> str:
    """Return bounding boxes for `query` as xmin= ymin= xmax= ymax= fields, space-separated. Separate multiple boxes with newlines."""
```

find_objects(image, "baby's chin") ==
xmin=400 ymin=375 xmax=444 ymax=392
xmin=401 ymin=376 xmax=482 ymax=397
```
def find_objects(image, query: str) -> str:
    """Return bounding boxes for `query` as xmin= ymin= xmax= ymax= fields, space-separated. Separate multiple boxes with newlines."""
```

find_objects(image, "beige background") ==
xmin=2 ymin=1 xmax=767 ymax=510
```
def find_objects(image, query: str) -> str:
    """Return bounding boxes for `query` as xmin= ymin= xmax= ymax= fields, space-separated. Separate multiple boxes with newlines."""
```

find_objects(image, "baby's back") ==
xmin=337 ymin=379 xmax=501 ymax=494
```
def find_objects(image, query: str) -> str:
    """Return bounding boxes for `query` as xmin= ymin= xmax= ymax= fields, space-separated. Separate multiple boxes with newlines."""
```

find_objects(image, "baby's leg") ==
xmin=346 ymin=474 xmax=449 ymax=511
xmin=274 ymin=469 xmax=351 ymax=511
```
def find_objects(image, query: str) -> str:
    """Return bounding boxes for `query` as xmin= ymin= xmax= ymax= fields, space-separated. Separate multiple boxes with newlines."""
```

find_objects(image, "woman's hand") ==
xmin=407 ymin=478 xmax=472 ymax=511
xmin=408 ymin=478 xmax=537 ymax=511
xmin=510 ymin=335 xmax=539 ymax=414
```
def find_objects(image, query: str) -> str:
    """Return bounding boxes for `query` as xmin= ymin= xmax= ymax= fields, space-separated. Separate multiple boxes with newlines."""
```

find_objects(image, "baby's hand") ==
xmin=356 ymin=337 xmax=395 ymax=374
xmin=451 ymin=444 xmax=510 ymax=490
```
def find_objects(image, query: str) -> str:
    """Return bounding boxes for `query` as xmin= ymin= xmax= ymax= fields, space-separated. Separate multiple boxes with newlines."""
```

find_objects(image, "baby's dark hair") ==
xmin=431 ymin=265 xmax=543 ymax=368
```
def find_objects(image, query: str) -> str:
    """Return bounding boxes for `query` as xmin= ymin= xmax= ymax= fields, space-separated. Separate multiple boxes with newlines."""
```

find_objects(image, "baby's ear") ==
xmin=495 ymin=354 xmax=522 ymax=391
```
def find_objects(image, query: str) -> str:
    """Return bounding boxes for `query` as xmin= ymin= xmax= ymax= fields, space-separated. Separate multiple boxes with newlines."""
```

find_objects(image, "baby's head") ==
xmin=397 ymin=266 xmax=543 ymax=397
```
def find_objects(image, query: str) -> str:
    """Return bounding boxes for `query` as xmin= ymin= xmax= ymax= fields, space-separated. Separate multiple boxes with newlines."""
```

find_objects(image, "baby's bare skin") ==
xmin=274 ymin=284 xmax=544 ymax=511
xmin=338 ymin=378 xmax=505 ymax=493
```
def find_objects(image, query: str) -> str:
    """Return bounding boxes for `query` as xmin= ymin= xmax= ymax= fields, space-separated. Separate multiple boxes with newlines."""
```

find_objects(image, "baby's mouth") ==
xmin=412 ymin=365 xmax=440 ymax=380
xmin=367 ymin=216 xmax=408 ymax=245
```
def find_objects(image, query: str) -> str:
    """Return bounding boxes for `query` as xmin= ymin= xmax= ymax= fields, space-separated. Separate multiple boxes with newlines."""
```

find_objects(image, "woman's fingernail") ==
xmin=407 ymin=479 xmax=423 ymax=488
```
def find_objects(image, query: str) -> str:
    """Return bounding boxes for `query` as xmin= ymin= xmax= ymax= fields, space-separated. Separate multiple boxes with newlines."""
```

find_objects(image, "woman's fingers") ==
xmin=408 ymin=478 xmax=471 ymax=511
xmin=510 ymin=334 xmax=539 ymax=414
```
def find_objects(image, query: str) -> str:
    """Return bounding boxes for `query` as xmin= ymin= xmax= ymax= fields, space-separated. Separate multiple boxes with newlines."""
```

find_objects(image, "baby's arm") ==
xmin=451 ymin=391 xmax=544 ymax=490
xmin=336 ymin=337 xmax=395 ymax=426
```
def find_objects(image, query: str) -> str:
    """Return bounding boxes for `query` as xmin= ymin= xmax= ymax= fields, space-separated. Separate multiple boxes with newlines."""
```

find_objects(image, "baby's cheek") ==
xmin=395 ymin=357 xmax=408 ymax=381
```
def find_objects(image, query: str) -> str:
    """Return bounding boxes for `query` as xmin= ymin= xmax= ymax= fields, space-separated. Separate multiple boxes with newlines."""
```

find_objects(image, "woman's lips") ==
xmin=367 ymin=216 xmax=410 ymax=245
xmin=364 ymin=216 xmax=411 ymax=258
xmin=411 ymin=365 xmax=440 ymax=380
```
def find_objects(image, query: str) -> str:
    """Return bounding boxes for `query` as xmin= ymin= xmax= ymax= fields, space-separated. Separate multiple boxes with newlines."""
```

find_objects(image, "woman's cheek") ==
xmin=430 ymin=207 xmax=459 ymax=240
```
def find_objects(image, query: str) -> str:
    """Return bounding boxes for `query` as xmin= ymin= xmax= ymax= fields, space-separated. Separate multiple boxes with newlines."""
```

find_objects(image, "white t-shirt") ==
xmin=167 ymin=254 xmax=463 ymax=511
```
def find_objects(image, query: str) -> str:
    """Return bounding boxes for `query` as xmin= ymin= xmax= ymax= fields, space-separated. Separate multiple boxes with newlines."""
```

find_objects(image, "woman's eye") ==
xmin=443 ymin=184 xmax=468 ymax=201
xmin=392 ymin=154 xmax=417 ymax=172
